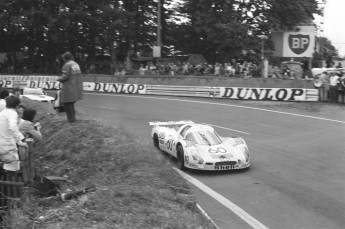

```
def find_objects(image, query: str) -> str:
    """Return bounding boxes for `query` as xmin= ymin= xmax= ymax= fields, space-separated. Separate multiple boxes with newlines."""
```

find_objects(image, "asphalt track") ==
xmin=78 ymin=93 xmax=345 ymax=229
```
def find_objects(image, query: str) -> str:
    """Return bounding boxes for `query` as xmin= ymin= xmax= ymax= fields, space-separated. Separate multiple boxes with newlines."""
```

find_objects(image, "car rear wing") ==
xmin=149 ymin=120 xmax=194 ymax=126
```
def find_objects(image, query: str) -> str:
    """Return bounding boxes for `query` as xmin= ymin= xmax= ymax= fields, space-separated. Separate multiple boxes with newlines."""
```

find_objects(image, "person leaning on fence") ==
xmin=56 ymin=51 xmax=83 ymax=123
xmin=0 ymin=95 xmax=28 ymax=171
xmin=19 ymin=108 xmax=42 ymax=143
xmin=0 ymin=88 xmax=10 ymax=112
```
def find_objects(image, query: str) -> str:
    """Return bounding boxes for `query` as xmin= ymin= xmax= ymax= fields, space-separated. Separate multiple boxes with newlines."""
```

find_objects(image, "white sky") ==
xmin=323 ymin=0 xmax=345 ymax=57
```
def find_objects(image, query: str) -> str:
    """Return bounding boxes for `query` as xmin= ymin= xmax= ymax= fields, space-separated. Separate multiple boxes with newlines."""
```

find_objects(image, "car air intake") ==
xmin=215 ymin=161 xmax=236 ymax=166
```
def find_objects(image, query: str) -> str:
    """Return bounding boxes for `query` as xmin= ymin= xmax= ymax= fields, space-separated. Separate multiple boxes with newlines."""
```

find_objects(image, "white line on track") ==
xmin=204 ymin=123 xmax=251 ymax=135
xmin=174 ymin=168 xmax=269 ymax=229
xmin=84 ymin=93 xmax=345 ymax=124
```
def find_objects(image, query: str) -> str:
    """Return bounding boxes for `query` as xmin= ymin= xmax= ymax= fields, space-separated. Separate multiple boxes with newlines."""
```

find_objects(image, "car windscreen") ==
xmin=186 ymin=130 xmax=222 ymax=146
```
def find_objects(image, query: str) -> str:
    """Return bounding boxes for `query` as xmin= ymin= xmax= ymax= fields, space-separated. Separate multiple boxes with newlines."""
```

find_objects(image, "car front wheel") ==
xmin=176 ymin=145 xmax=186 ymax=170
xmin=153 ymin=134 xmax=159 ymax=148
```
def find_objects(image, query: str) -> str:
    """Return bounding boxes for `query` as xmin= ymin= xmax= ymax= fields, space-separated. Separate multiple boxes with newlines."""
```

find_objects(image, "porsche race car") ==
xmin=22 ymin=88 xmax=54 ymax=103
xmin=150 ymin=120 xmax=250 ymax=171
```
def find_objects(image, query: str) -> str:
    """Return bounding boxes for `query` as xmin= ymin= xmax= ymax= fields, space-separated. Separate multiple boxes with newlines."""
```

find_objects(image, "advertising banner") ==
xmin=27 ymin=81 xmax=146 ymax=94
xmin=220 ymin=87 xmax=318 ymax=101
xmin=0 ymin=80 xmax=13 ymax=88
xmin=283 ymin=26 xmax=316 ymax=58
xmin=83 ymin=82 xmax=146 ymax=94
xmin=272 ymin=26 xmax=316 ymax=58
xmin=0 ymin=75 xmax=58 ymax=82
xmin=23 ymin=80 xmax=318 ymax=101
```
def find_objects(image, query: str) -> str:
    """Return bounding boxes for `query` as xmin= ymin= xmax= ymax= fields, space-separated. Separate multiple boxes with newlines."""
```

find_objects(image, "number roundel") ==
xmin=208 ymin=147 xmax=227 ymax=154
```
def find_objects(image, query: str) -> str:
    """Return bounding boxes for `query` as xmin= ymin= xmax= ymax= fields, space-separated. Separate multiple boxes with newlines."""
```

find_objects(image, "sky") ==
xmin=323 ymin=0 xmax=345 ymax=57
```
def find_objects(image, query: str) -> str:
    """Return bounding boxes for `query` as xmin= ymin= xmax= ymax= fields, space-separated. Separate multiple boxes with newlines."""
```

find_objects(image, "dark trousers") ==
xmin=63 ymin=102 xmax=76 ymax=122
xmin=329 ymin=86 xmax=338 ymax=103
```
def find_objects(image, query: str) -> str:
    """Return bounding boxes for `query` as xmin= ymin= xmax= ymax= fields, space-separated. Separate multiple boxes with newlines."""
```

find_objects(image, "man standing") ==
xmin=56 ymin=52 xmax=83 ymax=122
xmin=329 ymin=72 xmax=339 ymax=103
xmin=301 ymin=57 xmax=309 ymax=79
xmin=317 ymin=71 xmax=329 ymax=102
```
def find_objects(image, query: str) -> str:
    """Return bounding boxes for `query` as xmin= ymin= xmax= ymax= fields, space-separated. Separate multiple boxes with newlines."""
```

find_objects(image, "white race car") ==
xmin=150 ymin=120 xmax=250 ymax=171
xmin=22 ymin=88 xmax=54 ymax=103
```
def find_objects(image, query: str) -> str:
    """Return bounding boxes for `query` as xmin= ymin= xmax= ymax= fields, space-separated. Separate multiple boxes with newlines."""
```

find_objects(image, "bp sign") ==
xmin=271 ymin=26 xmax=315 ymax=58
xmin=288 ymin=34 xmax=310 ymax=55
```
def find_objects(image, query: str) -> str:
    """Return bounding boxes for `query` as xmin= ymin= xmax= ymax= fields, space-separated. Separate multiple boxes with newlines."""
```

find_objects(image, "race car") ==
xmin=22 ymin=87 xmax=54 ymax=103
xmin=150 ymin=120 xmax=250 ymax=171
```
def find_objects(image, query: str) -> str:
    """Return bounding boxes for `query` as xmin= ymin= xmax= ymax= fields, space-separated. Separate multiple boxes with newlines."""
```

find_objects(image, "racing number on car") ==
xmin=208 ymin=147 xmax=227 ymax=154
xmin=166 ymin=139 xmax=174 ymax=152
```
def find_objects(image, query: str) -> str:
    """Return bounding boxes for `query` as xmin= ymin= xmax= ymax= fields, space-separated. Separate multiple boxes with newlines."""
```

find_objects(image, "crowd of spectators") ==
xmin=314 ymin=71 xmax=345 ymax=104
xmin=137 ymin=60 xmax=262 ymax=78
xmin=0 ymin=86 xmax=42 ymax=172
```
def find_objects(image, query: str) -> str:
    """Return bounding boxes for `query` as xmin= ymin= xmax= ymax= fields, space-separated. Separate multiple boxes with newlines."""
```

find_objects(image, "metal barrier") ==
xmin=0 ymin=142 xmax=34 ymax=213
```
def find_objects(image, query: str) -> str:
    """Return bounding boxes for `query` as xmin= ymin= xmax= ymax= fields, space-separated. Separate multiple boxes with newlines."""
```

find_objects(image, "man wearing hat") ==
xmin=56 ymin=52 xmax=83 ymax=122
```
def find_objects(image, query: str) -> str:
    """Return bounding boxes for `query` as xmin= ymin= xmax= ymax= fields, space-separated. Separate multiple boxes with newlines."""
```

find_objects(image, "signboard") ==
xmin=272 ymin=26 xmax=316 ymax=58
xmin=0 ymin=80 xmax=13 ymax=88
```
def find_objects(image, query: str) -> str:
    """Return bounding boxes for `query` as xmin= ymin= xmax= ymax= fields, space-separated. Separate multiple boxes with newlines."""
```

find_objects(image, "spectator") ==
xmin=214 ymin=63 xmax=221 ymax=76
xmin=0 ymin=89 xmax=10 ymax=112
xmin=337 ymin=72 xmax=345 ymax=103
xmin=19 ymin=108 xmax=42 ymax=142
xmin=12 ymin=87 xmax=22 ymax=98
xmin=271 ymin=66 xmax=282 ymax=79
xmin=139 ymin=64 xmax=146 ymax=76
xmin=0 ymin=95 xmax=27 ymax=171
xmin=317 ymin=71 xmax=330 ymax=102
xmin=56 ymin=51 xmax=83 ymax=123
xmin=329 ymin=72 xmax=339 ymax=103
xmin=301 ymin=57 xmax=310 ymax=79
xmin=282 ymin=65 xmax=291 ymax=80
xmin=16 ymin=104 xmax=26 ymax=124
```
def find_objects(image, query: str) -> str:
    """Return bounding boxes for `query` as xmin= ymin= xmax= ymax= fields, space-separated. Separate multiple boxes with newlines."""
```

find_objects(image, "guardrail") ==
xmin=0 ymin=75 xmax=319 ymax=102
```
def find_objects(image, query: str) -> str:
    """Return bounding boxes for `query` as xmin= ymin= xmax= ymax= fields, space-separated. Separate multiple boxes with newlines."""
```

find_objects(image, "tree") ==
xmin=170 ymin=0 xmax=321 ymax=63
xmin=0 ymin=0 xmax=322 ymax=73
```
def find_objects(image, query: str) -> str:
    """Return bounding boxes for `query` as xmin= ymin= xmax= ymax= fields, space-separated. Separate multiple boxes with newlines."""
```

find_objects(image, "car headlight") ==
xmin=233 ymin=137 xmax=244 ymax=145
xmin=239 ymin=146 xmax=250 ymax=162
xmin=191 ymin=149 xmax=204 ymax=164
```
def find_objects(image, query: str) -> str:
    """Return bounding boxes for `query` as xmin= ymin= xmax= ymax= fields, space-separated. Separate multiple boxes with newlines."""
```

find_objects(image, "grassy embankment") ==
xmin=4 ymin=99 xmax=215 ymax=229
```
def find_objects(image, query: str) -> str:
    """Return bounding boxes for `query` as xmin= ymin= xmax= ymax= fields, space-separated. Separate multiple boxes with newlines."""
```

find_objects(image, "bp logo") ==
xmin=288 ymin=34 xmax=310 ymax=55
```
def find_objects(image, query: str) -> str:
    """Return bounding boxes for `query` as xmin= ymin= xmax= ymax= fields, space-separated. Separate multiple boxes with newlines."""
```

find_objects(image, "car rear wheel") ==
xmin=176 ymin=145 xmax=186 ymax=170
xmin=153 ymin=134 xmax=159 ymax=148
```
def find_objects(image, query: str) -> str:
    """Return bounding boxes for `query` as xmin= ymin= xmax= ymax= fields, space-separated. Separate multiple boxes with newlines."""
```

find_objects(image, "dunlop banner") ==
xmin=220 ymin=87 xmax=318 ymax=101
xmin=27 ymin=81 xmax=61 ymax=90
xmin=0 ymin=80 xmax=13 ymax=88
xmin=84 ymin=82 xmax=146 ymax=94
xmin=27 ymin=81 xmax=146 ymax=94
xmin=25 ymin=81 xmax=318 ymax=101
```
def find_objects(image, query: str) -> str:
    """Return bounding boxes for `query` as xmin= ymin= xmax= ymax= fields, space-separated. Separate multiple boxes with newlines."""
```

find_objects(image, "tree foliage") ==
xmin=0 ymin=0 xmax=322 ymax=74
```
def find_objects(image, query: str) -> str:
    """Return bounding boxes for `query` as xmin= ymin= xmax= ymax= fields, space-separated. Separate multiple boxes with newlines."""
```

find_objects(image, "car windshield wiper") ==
xmin=198 ymin=132 xmax=211 ymax=146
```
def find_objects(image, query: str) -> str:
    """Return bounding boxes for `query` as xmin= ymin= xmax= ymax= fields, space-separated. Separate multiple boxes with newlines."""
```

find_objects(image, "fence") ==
xmin=0 ymin=142 xmax=34 ymax=215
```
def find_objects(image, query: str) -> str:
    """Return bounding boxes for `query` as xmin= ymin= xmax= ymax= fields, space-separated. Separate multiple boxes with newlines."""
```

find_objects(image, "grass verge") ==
xmin=3 ymin=99 xmax=215 ymax=229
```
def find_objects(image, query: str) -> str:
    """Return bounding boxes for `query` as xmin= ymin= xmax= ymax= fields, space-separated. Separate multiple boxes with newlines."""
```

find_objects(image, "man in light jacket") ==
xmin=0 ymin=96 xmax=27 ymax=171
xmin=57 ymin=52 xmax=83 ymax=122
